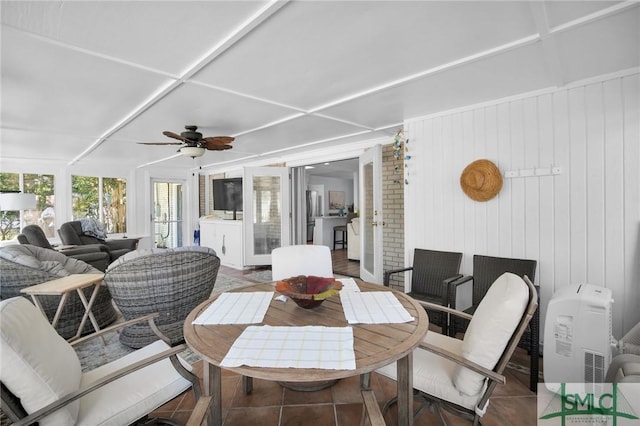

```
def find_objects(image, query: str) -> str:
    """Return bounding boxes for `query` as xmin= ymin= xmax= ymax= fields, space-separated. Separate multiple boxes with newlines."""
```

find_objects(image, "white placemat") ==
xmin=221 ymin=325 xmax=356 ymax=370
xmin=338 ymin=277 xmax=360 ymax=292
xmin=340 ymin=291 xmax=415 ymax=324
xmin=192 ymin=292 xmax=273 ymax=325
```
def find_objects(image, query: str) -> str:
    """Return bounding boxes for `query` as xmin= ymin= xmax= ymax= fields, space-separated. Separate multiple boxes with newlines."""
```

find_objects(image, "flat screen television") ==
xmin=213 ymin=177 xmax=243 ymax=219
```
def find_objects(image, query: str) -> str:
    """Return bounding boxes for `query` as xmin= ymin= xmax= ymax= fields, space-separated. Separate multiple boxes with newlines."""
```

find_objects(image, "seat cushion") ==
xmin=271 ymin=245 xmax=333 ymax=280
xmin=0 ymin=297 xmax=82 ymax=425
xmin=453 ymin=272 xmax=528 ymax=396
xmin=77 ymin=340 xmax=193 ymax=426
xmin=376 ymin=332 xmax=482 ymax=410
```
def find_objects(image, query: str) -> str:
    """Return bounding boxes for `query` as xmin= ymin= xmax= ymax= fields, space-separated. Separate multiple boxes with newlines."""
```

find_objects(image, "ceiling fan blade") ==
xmin=137 ymin=142 xmax=183 ymax=146
xmin=163 ymin=131 xmax=188 ymax=142
xmin=206 ymin=144 xmax=233 ymax=151
xmin=203 ymin=136 xmax=234 ymax=144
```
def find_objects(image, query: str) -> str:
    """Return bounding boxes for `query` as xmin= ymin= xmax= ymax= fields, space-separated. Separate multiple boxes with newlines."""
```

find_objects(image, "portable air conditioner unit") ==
xmin=543 ymin=283 xmax=615 ymax=385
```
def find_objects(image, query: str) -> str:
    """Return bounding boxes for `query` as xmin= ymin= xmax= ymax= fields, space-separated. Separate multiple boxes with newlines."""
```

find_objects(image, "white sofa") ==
xmin=347 ymin=218 xmax=360 ymax=260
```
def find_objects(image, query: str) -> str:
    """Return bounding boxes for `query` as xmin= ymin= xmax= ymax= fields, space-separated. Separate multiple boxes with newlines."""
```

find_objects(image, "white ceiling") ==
xmin=1 ymin=1 xmax=638 ymax=171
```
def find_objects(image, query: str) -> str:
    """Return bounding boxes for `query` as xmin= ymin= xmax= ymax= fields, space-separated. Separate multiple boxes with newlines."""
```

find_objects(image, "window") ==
xmin=0 ymin=172 xmax=55 ymax=240
xmin=72 ymin=175 xmax=127 ymax=234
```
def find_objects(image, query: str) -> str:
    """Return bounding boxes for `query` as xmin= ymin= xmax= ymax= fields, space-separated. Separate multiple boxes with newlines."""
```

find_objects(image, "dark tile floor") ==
xmin=149 ymin=257 xmax=540 ymax=425
xmin=150 ymin=346 xmax=540 ymax=425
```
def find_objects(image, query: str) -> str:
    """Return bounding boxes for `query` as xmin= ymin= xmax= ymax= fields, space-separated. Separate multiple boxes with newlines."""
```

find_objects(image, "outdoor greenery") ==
xmin=0 ymin=172 xmax=56 ymax=240
xmin=72 ymin=175 xmax=127 ymax=233
xmin=0 ymin=172 xmax=126 ymax=240
xmin=0 ymin=172 xmax=20 ymax=240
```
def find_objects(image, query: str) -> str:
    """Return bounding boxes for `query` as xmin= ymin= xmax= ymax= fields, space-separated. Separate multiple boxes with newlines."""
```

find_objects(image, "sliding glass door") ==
xmin=151 ymin=180 xmax=185 ymax=248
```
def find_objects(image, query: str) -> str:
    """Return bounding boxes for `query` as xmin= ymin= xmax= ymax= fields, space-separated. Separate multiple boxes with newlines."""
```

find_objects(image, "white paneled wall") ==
xmin=404 ymin=72 xmax=640 ymax=340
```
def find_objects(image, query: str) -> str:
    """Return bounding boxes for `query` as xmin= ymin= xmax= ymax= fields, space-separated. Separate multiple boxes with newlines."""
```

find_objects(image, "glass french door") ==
xmin=243 ymin=167 xmax=290 ymax=265
xmin=359 ymin=145 xmax=383 ymax=283
xmin=151 ymin=180 xmax=185 ymax=248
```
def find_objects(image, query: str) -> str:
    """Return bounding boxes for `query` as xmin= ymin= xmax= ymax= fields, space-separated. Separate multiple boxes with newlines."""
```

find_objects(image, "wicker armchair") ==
xmin=384 ymin=249 xmax=463 ymax=333
xmin=104 ymin=246 xmax=220 ymax=348
xmin=0 ymin=245 xmax=117 ymax=339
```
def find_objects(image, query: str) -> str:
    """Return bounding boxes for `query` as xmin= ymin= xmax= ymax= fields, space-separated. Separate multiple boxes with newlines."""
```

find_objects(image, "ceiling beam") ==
xmin=69 ymin=0 xmax=291 ymax=166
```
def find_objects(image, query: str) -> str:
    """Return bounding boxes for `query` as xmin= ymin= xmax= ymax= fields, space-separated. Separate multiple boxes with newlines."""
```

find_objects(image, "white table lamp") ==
xmin=0 ymin=192 xmax=37 ymax=211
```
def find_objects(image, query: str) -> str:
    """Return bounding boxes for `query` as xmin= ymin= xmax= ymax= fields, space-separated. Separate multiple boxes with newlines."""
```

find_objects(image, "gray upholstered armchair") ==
xmin=104 ymin=246 xmax=220 ymax=348
xmin=58 ymin=220 xmax=138 ymax=261
xmin=0 ymin=245 xmax=117 ymax=339
xmin=18 ymin=224 xmax=110 ymax=271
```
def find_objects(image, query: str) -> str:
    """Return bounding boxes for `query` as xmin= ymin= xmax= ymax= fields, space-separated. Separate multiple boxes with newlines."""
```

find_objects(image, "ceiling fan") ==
xmin=139 ymin=125 xmax=234 ymax=157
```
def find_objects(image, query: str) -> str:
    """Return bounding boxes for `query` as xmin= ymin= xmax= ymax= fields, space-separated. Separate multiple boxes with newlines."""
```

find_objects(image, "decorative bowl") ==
xmin=275 ymin=275 xmax=343 ymax=309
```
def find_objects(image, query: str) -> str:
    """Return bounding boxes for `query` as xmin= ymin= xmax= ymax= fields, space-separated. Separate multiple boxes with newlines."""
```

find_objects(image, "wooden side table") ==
xmin=20 ymin=273 xmax=105 ymax=342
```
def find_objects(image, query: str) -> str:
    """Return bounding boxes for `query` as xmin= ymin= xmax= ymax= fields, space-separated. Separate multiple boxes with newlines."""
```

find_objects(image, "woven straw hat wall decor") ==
xmin=460 ymin=159 xmax=503 ymax=202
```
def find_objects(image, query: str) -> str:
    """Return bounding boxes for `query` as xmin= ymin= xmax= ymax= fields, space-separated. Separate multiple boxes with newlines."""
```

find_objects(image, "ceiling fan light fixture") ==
xmin=180 ymin=146 xmax=205 ymax=158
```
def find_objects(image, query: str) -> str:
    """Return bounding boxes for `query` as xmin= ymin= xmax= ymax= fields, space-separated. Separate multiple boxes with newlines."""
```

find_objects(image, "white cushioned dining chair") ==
xmin=376 ymin=272 xmax=537 ymax=426
xmin=271 ymin=244 xmax=333 ymax=280
xmin=0 ymin=296 xmax=202 ymax=426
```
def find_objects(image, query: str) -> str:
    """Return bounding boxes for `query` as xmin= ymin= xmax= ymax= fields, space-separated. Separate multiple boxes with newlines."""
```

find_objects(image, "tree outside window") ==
xmin=24 ymin=173 xmax=55 ymax=237
xmin=72 ymin=175 xmax=126 ymax=234
xmin=0 ymin=173 xmax=20 ymax=241
xmin=0 ymin=172 xmax=55 ymax=240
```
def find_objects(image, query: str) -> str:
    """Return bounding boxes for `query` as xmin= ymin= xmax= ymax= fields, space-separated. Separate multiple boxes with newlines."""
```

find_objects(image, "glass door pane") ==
xmin=243 ymin=167 xmax=290 ymax=265
xmin=359 ymin=145 xmax=383 ymax=283
xmin=152 ymin=181 xmax=184 ymax=248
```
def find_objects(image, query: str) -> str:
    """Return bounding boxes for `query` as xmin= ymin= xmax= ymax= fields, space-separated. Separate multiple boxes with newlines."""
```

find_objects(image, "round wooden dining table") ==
xmin=184 ymin=280 xmax=429 ymax=425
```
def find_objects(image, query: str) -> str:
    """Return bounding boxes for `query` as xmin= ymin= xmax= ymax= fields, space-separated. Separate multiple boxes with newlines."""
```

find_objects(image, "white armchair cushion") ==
xmin=453 ymin=272 xmax=528 ymax=396
xmin=0 ymin=297 xmax=82 ymax=425
xmin=77 ymin=340 xmax=193 ymax=426
xmin=376 ymin=332 xmax=483 ymax=410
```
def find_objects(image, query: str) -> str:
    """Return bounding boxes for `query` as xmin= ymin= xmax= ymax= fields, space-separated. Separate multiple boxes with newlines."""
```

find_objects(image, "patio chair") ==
xmin=58 ymin=220 xmax=139 ymax=261
xmin=619 ymin=321 xmax=640 ymax=356
xmin=271 ymin=244 xmax=333 ymax=280
xmin=606 ymin=354 xmax=640 ymax=383
xmin=18 ymin=224 xmax=110 ymax=271
xmin=376 ymin=273 xmax=537 ymax=425
xmin=104 ymin=246 xmax=220 ymax=348
xmin=448 ymin=254 xmax=539 ymax=391
xmin=383 ymin=249 xmax=463 ymax=333
xmin=0 ymin=245 xmax=117 ymax=339
xmin=0 ymin=296 xmax=201 ymax=426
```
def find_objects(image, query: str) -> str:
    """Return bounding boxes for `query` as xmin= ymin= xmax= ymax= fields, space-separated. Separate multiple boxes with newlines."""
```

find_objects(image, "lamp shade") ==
xmin=180 ymin=146 xmax=205 ymax=158
xmin=0 ymin=193 xmax=37 ymax=211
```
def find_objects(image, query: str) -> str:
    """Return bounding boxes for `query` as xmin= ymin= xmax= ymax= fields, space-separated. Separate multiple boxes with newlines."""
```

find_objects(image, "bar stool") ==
xmin=333 ymin=225 xmax=347 ymax=250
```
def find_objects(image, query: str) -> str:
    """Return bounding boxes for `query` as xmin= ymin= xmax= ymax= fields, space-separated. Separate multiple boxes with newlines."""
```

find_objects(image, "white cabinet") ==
xmin=199 ymin=218 xmax=246 ymax=269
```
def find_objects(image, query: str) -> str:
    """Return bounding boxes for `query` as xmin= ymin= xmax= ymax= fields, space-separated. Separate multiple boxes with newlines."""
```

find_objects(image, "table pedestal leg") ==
xmin=360 ymin=372 xmax=371 ymax=390
xmin=204 ymin=362 xmax=222 ymax=426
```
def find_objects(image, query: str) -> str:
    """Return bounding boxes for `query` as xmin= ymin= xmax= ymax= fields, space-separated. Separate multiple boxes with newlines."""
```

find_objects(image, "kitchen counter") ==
xmin=313 ymin=216 xmax=348 ymax=249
